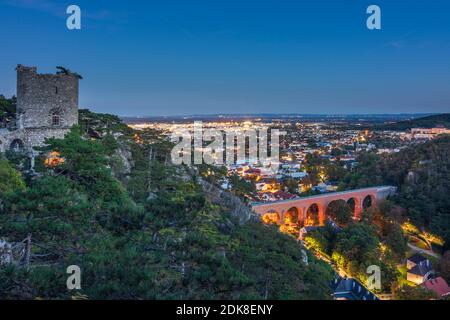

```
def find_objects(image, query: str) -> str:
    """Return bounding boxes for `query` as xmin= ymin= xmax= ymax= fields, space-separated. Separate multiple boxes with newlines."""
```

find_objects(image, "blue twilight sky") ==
xmin=0 ymin=0 xmax=449 ymax=116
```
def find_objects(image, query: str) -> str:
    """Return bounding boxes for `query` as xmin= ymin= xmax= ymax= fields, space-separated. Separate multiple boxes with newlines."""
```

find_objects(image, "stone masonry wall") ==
xmin=0 ymin=128 xmax=70 ymax=153
xmin=16 ymin=65 xmax=78 ymax=129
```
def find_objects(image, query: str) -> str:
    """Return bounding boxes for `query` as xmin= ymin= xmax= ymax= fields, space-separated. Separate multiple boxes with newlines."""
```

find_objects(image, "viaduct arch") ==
xmin=252 ymin=186 xmax=396 ymax=228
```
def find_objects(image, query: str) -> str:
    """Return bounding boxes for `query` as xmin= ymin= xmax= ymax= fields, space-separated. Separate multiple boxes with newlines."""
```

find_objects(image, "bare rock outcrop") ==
xmin=198 ymin=178 xmax=256 ymax=225
xmin=112 ymin=142 xmax=134 ymax=176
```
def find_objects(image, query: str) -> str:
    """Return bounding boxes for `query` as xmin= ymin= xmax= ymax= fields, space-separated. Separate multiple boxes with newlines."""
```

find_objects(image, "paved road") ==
xmin=407 ymin=243 xmax=441 ymax=259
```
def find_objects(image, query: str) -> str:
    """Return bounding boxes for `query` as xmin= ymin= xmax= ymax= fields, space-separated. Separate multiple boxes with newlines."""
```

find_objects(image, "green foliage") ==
xmin=197 ymin=164 xmax=228 ymax=185
xmin=0 ymin=95 xmax=16 ymax=124
xmin=385 ymin=223 xmax=407 ymax=262
xmin=332 ymin=223 xmax=378 ymax=278
xmin=228 ymin=174 xmax=256 ymax=200
xmin=339 ymin=152 xmax=384 ymax=190
xmin=282 ymin=178 xmax=298 ymax=194
xmin=0 ymin=111 xmax=334 ymax=300
xmin=394 ymin=284 xmax=438 ymax=300
xmin=0 ymin=175 xmax=92 ymax=243
xmin=43 ymin=127 xmax=130 ymax=208
xmin=78 ymin=109 xmax=133 ymax=138
xmin=361 ymin=201 xmax=407 ymax=263
xmin=231 ymin=221 xmax=334 ymax=299
xmin=326 ymin=200 xmax=353 ymax=227
xmin=330 ymin=148 xmax=344 ymax=157
xmin=437 ymin=251 xmax=450 ymax=283
xmin=0 ymin=157 xmax=26 ymax=193
xmin=305 ymin=231 xmax=329 ymax=256
xmin=56 ymin=66 xmax=83 ymax=79
xmin=330 ymin=222 xmax=399 ymax=292
xmin=325 ymin=163 xmax=347 ymax=182
xmin=341 ymin=136 xmax=450 ymax=249
xmin=304 ymin=223 xmax=337 ymax=257
xmin=101 ymin=134 xmax=119 ymax=156
xmin=303 ymin=152 xmax=346 ymax=185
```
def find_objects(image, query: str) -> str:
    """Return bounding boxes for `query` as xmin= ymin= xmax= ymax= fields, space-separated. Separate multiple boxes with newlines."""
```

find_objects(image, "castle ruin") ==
xmin=0 ymin=65 xmax=80 ymax=153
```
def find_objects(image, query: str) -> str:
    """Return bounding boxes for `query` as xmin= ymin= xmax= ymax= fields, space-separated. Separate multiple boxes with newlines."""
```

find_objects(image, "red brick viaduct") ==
xmin=251 ymin=186 xmax=397 ymax=226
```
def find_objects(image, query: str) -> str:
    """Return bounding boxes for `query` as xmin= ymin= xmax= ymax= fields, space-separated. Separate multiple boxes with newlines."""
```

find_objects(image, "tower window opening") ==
xmin=52 ymin=114 xmax=60 ymax=126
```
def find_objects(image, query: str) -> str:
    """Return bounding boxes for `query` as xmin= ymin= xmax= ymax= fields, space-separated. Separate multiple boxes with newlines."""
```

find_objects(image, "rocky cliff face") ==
xmin=114 ymin=143 xmax=133 ymax=175
xmin=198 ymin=178 xmax=256 ymax=225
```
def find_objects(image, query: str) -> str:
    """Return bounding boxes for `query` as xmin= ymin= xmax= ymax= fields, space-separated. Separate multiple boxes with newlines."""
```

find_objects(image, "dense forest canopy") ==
xmin=0 ymin=110 xmax=334 ymax=299
xmin=1 ymin=103 xmax=448 ymax=299
xmin=340 ymin=135 xmax=450 ymax=250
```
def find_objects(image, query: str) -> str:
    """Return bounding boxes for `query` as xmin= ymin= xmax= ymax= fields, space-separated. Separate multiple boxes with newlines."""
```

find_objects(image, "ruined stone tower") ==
xmin=0 ymin=65 xmax=80 ymax=152
xmin=16 ymin=65 xmax=79 ymax=130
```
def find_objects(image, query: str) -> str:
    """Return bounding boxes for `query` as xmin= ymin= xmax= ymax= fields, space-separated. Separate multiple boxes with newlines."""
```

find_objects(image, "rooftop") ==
xmin=407 ymin=253 xmax=428 ymax=264
xmin=332 ymin=276 xmax=378 ymax=300
xmin=421 ymin=277 xmax=450 ymax=297
xmin=408 ymin=262 xmax=433 ymax=276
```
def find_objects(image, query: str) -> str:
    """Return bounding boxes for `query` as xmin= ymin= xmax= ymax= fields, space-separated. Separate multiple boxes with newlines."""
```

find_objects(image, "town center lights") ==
xmin=170 ymin=121 xmax=285 ymax=173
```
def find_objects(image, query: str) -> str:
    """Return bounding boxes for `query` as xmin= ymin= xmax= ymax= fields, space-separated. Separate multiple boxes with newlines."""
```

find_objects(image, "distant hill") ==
xmin=377 ymin=114 xmax=450 ymax=131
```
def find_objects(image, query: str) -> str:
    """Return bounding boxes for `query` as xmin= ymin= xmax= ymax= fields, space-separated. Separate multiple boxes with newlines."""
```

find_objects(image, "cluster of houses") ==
xmin=330 ymin=252 xmax=450 ymax=300
xmin=221 ymin=127 xmax=450 ymax=204
xmin=409 ymin=127 xmax=450 ymax=140
xmin=406 ymin=253 xmax=450 ymax=298
xmin=223 ymin=160 xmax=341 ymax=202
xmin=217 ymin=126 xmax=450 ymax=200
xmin=223 ymin=161 xmax=309 ymax=201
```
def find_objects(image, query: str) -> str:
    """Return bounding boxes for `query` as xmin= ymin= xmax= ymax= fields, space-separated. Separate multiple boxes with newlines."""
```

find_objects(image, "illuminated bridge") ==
xmin=251 ymin=186 xmax=397 ymax=227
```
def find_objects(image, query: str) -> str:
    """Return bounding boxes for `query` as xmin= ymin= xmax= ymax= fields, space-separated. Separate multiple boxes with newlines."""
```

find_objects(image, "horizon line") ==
xmin=117 ymin=112 xmax=444 ymax=119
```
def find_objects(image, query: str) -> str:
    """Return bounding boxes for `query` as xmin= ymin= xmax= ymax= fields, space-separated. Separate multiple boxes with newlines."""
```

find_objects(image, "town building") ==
xmin=406 ymin=253 xmax=434 ymax=285
xmin=421 ymin=277 xmax=450 ymax=298
xmin=332 ymin=276 xmax=379 ymax=300
xmin=411 ymin=127 xmax=450 ymax=140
